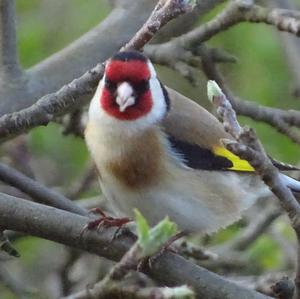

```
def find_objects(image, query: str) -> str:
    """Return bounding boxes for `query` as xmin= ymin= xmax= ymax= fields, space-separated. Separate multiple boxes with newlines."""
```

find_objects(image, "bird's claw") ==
xmin=80 ymin=207 xmax=132 ymax=243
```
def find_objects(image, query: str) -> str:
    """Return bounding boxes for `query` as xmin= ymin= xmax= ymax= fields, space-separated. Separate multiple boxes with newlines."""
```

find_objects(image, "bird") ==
xmin=84 ymin=50 xmax=300 ymax=235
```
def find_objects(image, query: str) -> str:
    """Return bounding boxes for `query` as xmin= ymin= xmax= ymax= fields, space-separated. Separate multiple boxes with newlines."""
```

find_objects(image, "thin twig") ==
xmin=0 ymin=162 xmax=87 ymax=216
xmin=162 ymin=1 xmax=300 ymax=50
xmin=224 ymin=136 xmax=300 ymax=231
xmin=123 ymin=0 xmax=194 ymax=51
xmin=59 ymin=249 xmax=82 ymax=296
xmin=67 ymin=163 xmax=97 ymax=200
xmin=4 ymin=136 xmax=35 ymax=178
xmin=230 ymin=207 xmax=282 ymax=251
xmin=177 ymin=240 xmax=218 ymax=261
xmin=145 ymin=0 xmax=300 ymax=144
xmin=201 ymin=45 xmax=300 ymax=144
xmin=208 ymin=80 xmax=300 ymax=299
xmin=0 ymin=264 xmax=33 ymax=299
xmin=64 ymin=243 xmax=147 ymax=299
xmin=0 ymin=231 xmax=19 ymax=257
xmin=270 ymin=226 xmax=296 ymax=268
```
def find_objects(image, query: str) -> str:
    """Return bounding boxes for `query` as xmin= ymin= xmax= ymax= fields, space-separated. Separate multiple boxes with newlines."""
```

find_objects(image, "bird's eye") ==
xmin=134 ymin=80 xmax=149 ymax=95
xmin=105 ymin=79 xmax=116 ymax=92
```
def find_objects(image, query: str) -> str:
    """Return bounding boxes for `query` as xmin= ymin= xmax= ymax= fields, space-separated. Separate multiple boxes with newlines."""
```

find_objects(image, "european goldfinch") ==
xmin=85 ymin=51 xmax=300 ymax=234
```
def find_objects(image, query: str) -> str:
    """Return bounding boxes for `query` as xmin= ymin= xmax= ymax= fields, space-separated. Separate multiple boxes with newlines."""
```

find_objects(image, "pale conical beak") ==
xmin=117 ymin=96 xmax=135 ymax=112
xmin=116 ymin=82 xmax=136 ymax=112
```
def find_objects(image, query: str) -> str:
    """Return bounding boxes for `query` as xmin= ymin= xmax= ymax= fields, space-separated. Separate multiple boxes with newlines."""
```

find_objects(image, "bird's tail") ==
xmin=279 ymin=173 xmax=300 ymax=193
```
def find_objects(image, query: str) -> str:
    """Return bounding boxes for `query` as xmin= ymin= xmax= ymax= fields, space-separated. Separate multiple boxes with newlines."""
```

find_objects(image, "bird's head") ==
xmin=89 ymin=51 xmax=169 ymax=131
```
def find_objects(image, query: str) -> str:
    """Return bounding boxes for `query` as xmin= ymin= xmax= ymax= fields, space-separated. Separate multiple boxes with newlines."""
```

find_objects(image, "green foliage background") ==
xmin=2 ymin=1 xmax=299 ymax=298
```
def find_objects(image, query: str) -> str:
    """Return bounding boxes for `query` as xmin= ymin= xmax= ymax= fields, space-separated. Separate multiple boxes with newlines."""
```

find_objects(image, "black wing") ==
xmin=168 ymin=135 xmax=300 ymax=172
xmin=167 ymin=135 xmax=233 ymax=171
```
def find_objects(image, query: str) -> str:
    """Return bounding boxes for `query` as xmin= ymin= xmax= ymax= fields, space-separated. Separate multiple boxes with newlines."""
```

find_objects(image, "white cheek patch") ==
xmin=147 ymin=60 xmax=167 ymax=121
xmin=147 ymin=60 xmax=157 ymax=77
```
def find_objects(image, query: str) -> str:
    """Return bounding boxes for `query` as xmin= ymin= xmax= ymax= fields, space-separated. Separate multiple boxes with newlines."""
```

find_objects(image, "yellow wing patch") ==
xmin=213 ymin=146 xmax=254 ymax=172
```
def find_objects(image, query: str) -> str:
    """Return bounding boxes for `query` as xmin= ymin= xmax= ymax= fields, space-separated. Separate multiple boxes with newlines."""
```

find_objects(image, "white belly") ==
xmin=100 ymin=170 xmax=268 ymax=234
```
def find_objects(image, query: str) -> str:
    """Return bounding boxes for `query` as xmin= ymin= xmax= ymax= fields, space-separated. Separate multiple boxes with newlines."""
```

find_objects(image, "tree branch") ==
xmin=0 ymin=63 xmax=104 ymax=140
xmin=208 ymin=80 xmax=300 ymax=299
xmin=0 ymin=193 xmax=272 ymax=299
xmin=230 ymin=206 xmax=282 ymax=251
xmin=0 ymin=0 xmax=159 ymax=114
xmin=1 ymin=0 xmax=300 ymax=144
xmin=0 ymin=0 xmax=227 ymax=115
xmin=26 ymin=1 xmax=157 ymax=99
xmin=0 ymin=162 xmax=87 ymax=216
xmin=0 ymin=0 xmax=22 ymax=79
xmin=271 ymin=0 xmax=300 ymax=97
xmin=123 ymin=0 xmax=194 ymax=51
xmin=209 ymin=81 xmax=300 ymax=231
xmin=187 ymin=0 xmax=300 ymax=46
xmin=146 ymin=0 xmax=300 ymax=144
xmin=0 ymin=0 xmax=195 ymax=141
xmin=146 ymin=0 xmax=300 ymax=64
xmin=65 ymin=239 xmax=194 ymax=299
xmin=201 ymin=44 xmax=300 ymax=144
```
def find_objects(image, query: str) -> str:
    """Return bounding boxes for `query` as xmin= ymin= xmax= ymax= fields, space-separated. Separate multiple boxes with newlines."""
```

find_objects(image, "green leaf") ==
xmin=134 ymin=209 xmax=150 ymax=246
xmin=134 ymin=209 xmax=177 ymax=257
xmin=162 ymin=285 xmax=195 ymax=299
xmin=207 ymin=80 xmax=223 ymax=102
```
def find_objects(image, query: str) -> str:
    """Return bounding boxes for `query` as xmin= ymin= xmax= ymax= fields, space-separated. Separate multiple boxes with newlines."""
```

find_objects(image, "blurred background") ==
xmin=1 ymin=0 xmax=300 ymax=298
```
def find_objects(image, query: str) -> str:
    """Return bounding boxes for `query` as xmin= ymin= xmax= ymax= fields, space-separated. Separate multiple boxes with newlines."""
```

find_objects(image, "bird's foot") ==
xmin=137 ymin=231 xmax=187 ymax=271
xmin=81 ymin=207 xmax=132 ymax=242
